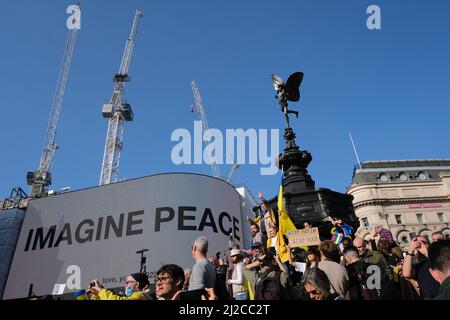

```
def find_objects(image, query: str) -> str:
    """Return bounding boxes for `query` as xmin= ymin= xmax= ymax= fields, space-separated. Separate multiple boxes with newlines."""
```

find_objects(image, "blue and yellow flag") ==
xmin=74 ymin=289 xmax=88 ymax=300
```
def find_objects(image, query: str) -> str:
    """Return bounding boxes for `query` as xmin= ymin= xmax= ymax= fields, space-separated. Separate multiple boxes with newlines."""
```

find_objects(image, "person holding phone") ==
xmin=403 ymin=236 xmax=440 ymax=299
xmin=88 ymin=273 xmax=151 ymax=300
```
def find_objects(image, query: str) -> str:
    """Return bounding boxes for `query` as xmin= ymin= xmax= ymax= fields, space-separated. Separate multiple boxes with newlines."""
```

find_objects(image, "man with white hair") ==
xmin=189 ymin=236 xmax=217 ymax=291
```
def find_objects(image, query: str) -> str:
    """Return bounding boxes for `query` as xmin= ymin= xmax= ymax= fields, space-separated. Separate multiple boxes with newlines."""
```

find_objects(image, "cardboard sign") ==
xmin=288 ymin=228 xmax=321 ymax=247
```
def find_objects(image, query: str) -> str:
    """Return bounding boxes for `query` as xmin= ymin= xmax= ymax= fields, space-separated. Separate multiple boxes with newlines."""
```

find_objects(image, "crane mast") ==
xmin=99 ymin=10 xmax=142 ymax=185
xmin=27 ymin=4 xmax=80 ymax=197
xmin=191 ymin=81 xmax=221 ymax=178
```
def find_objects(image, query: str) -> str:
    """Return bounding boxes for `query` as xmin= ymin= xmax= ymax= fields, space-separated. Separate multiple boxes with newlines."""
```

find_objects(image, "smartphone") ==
xmin=409 ymin=232 xmax=417 ymax=240
xmin=180 ymin=289 xmax=207 ymax=301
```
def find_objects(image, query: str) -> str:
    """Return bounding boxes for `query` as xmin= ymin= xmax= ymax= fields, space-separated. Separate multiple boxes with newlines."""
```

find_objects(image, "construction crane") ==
xmin=99 ymin=10 xmax=143 ymax=185
xmin=225 ymin=164 xmax=240 ymax=183
xmin=27 ymin=4 xmax=81 ymax=197
xmin=191 ymin=81 xmax=221 ymax=178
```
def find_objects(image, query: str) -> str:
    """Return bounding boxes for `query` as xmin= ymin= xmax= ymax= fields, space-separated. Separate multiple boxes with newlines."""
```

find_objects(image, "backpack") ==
xmin=254 ymin=270 xmax=287 ymax=300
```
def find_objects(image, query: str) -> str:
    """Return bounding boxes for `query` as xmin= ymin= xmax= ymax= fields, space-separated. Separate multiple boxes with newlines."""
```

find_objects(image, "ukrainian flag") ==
xmin=74 ymin=289 xmax=88 ymax=300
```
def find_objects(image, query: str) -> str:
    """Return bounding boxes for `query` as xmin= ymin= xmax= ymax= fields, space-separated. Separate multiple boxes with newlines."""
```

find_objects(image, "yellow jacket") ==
xmin=95 ymin=288 xmax=150 ymax=300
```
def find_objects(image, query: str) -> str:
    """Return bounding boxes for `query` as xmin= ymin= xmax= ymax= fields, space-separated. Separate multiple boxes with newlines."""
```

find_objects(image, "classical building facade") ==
xmin=347 ymin=160 xmax=450 ymax=247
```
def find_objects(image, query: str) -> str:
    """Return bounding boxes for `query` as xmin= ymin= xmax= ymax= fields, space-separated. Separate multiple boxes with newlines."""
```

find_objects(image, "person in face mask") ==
xmin=89 ymin=273 xmax=152 ymax=300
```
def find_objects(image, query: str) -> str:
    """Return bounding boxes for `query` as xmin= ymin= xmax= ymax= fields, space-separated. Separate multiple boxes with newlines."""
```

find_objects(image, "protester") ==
xmin=303 ymin=267 xmax=345 ymax=300
xmin=369 ymin=224 xmax=396 ymax=248
xmin=330 ymin=218 xmax=354 ymax=245
xmin=247 ymin=197 xmax=272 ymax=242
xmin=377 ymin=237 xmax=402 ymax=266
xmin=353 ymin=237 xmax=392 ymax=279
xmin=215 ymin=257 xmax=231 ymax=301
xmin=217 ymin=257 xmax=228 ymax=280
xmin=189 ymin=236 xmax=216 ymax=291
xmin=89 ymin=273 xmax=151 ymax=300
xmin=402 ymin=235 xmax=440 ymax=299
xmin=338 ymin=237 xmax=354 ymax=264
xmin=154 ymin=264 xmax=185 ymax=300
xmin=226 ymin=249 xmax=249 ymax=300
xmin=250 ymin=223 xmax=263 ymax=247
xmin=287 ymin=246 xmax=307 ymax=286
xmin=395 ymin=260 xmax=420 ymax=300
xmin=303 ymin=246 xmax=321 ymax=274
xmin=251 ymin=242 xmax=264 ymax=260
xmin=318 ymin=240 xmax=349 ymax=297
xmin=343 ymin=245 xmax=382 ymax=300
xmin=428 ymin=239 xmax=450 ymax=300
xmin=208 ymin=256 xmax=218 ymax=267
xmin=242 ymin=251 xmax=295 ymax=300
xmin=341 ymin=237 xmax=353 ymax=249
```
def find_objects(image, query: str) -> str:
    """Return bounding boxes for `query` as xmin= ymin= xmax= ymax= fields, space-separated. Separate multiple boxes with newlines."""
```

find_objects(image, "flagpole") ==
xmin=349 ymin=132 xmax=362 ymax=169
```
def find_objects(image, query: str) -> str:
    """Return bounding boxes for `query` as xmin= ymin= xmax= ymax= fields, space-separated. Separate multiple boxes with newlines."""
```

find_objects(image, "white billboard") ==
xmin=4 ymin=173 xmax=243 ymax=299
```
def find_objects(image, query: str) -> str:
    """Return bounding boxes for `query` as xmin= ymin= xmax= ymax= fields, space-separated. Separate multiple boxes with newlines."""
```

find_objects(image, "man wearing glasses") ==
xmin=154 ymin=264 xmax=185 ymax=300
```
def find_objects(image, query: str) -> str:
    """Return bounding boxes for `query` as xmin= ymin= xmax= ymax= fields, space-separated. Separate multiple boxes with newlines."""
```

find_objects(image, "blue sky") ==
xmin=0 ymin=0 xmax=449 ymax=201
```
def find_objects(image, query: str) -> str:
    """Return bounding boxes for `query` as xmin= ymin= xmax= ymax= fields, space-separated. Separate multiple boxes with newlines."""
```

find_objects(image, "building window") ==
xmin=378 ymin=173 xmax=390 ymax=182
xmin=417 ymin=214 xmax=423 ymax=224
xmin=395 ymin=215 xmax=402 ymax=224
xmin=399 ymin=172 xmax=409 ymax=181
xmin=437 ymin=212 xmax=445 ymax=223
xmin=362 ymin=218 xmax=369 ymax=228
xmin=418 ymin=171 xmax=428 ymax=181
xmin=401 ymin=236 xmax=408 ymax=244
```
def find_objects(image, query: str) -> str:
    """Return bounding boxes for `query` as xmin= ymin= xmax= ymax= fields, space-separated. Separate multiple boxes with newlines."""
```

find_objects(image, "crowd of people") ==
xmin=72 ymin=191 xmax=449 ymax=301
xmin=82 ymin=212 xmax=450 ymax=301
